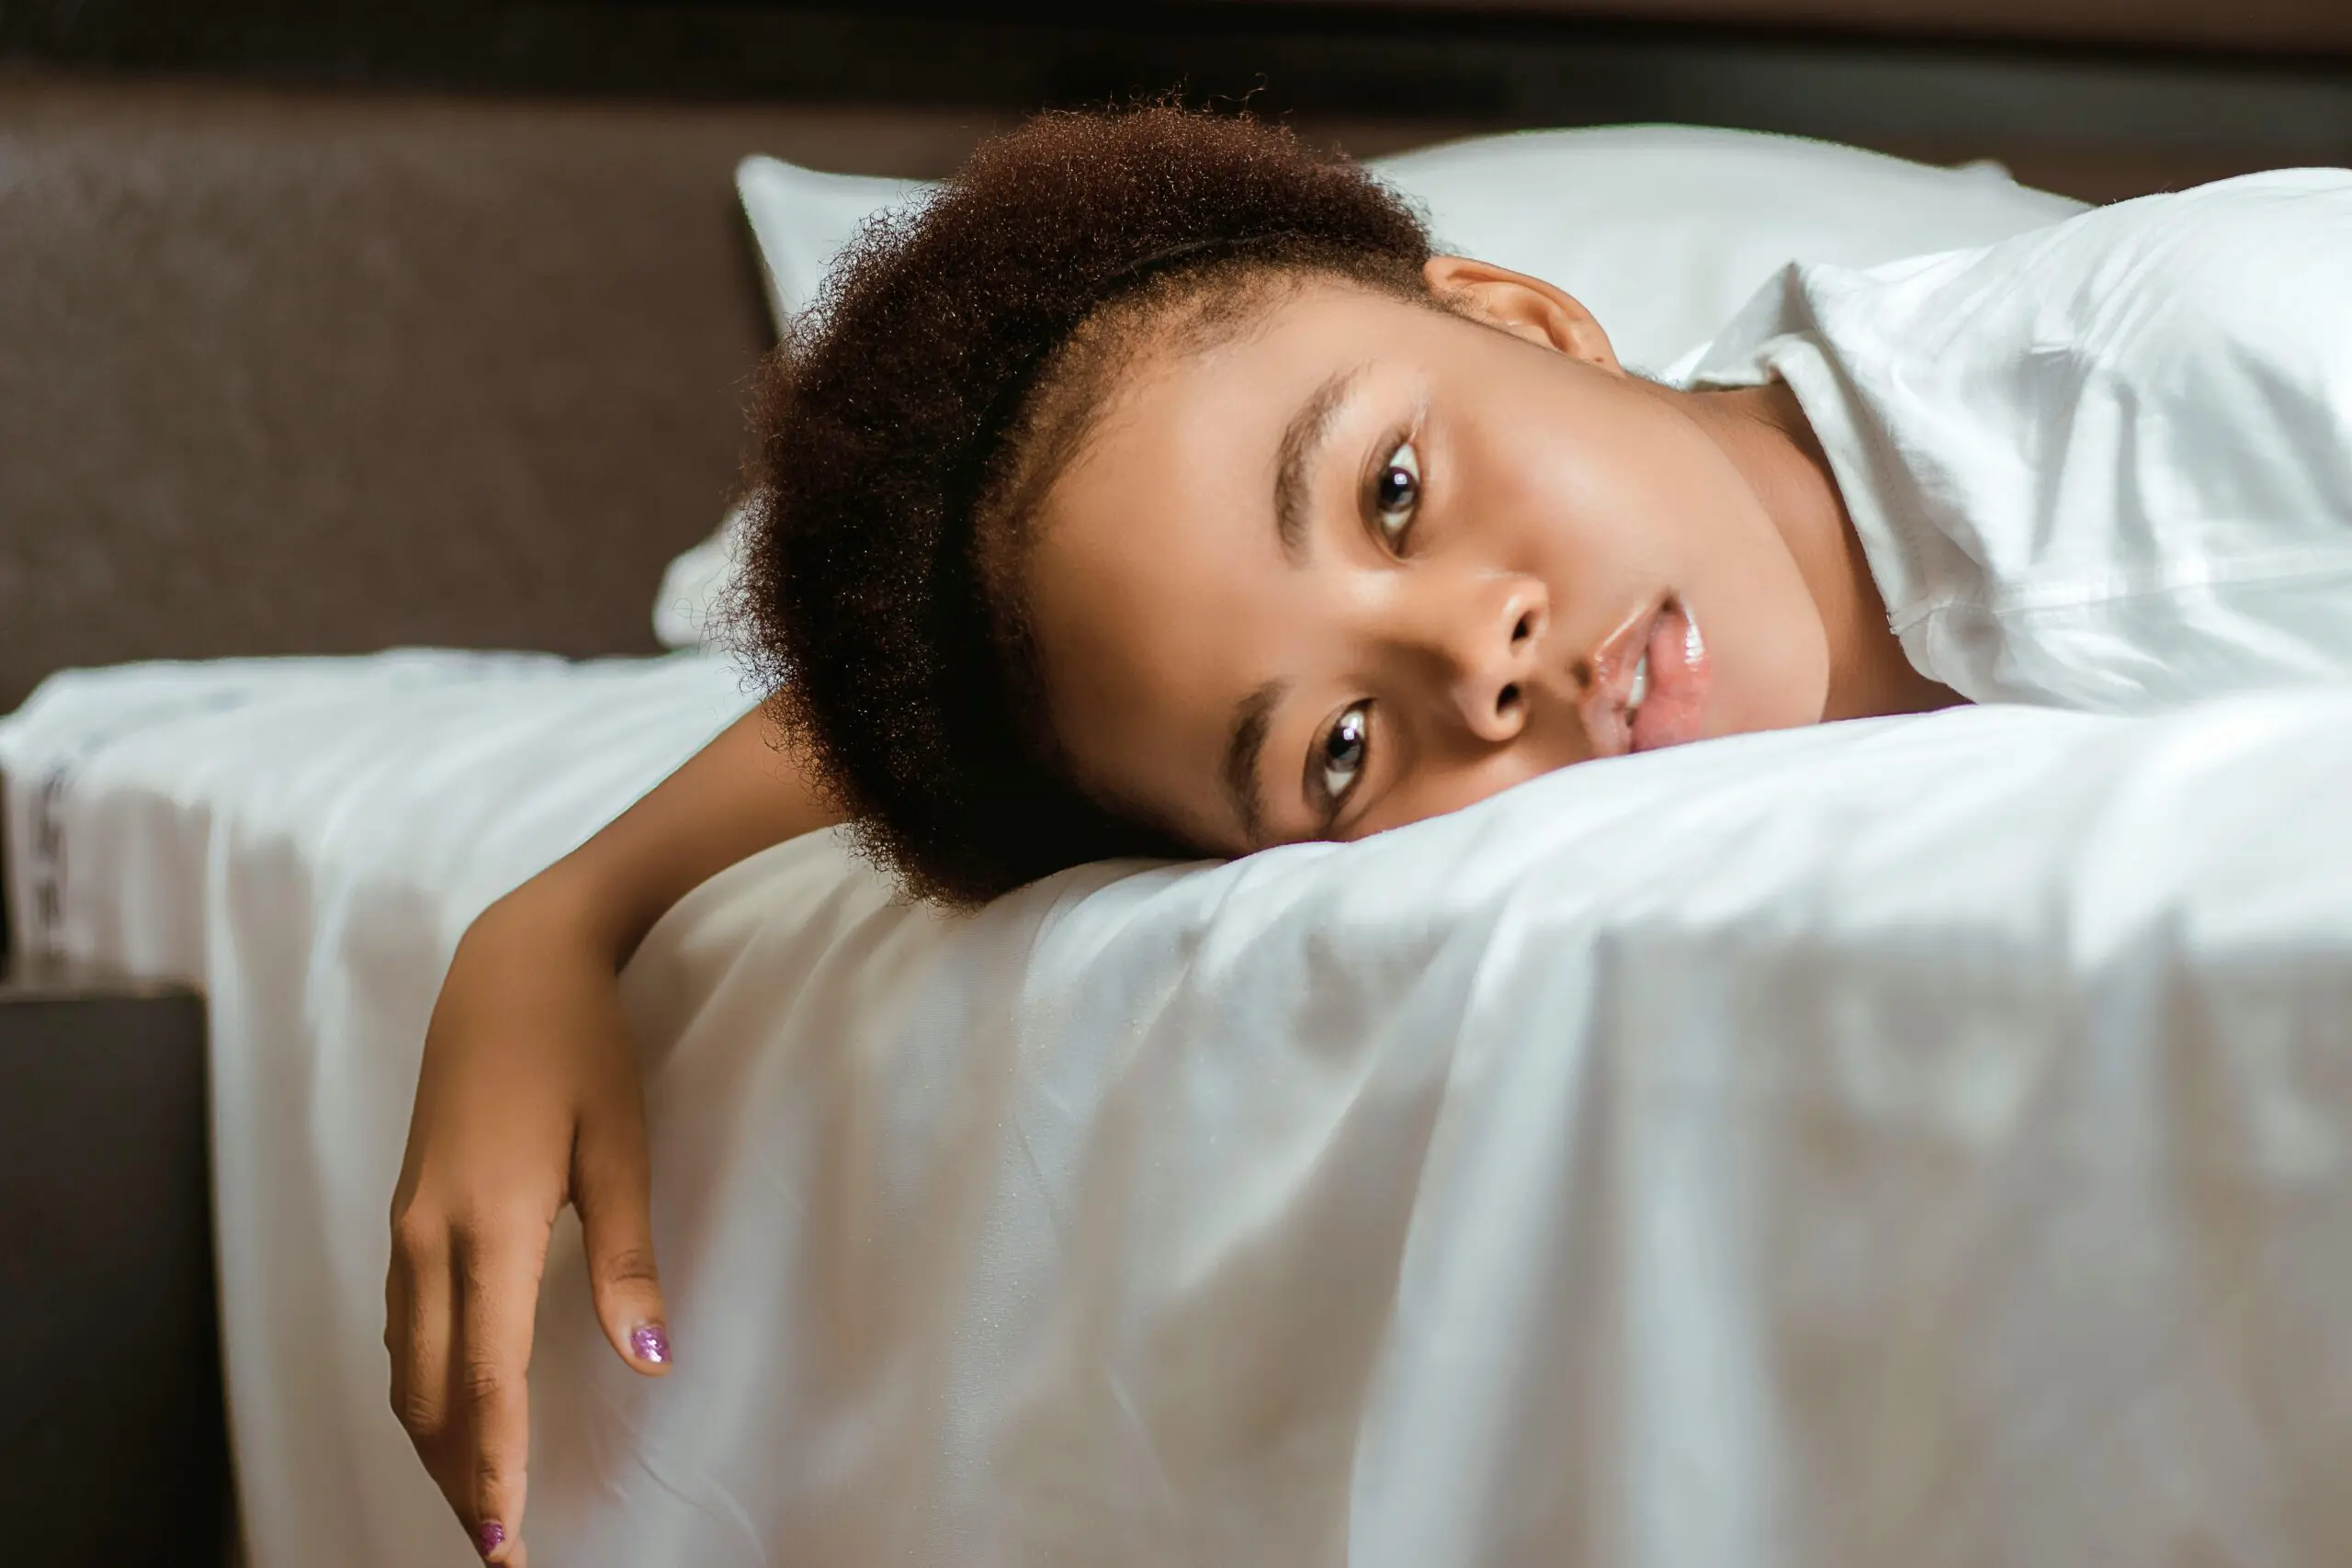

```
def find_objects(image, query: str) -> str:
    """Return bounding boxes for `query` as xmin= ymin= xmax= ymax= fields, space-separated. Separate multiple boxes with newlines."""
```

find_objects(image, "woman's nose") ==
xmin=1434 ymin=575 xmax=1549 ymax=742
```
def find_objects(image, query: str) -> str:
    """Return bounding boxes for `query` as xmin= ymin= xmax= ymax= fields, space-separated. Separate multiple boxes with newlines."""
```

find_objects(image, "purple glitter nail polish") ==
xmin=476 ymin=1518 xmax=506 ymax=1557
xmin=630 ymin=1322 xmax=671 ymax=1366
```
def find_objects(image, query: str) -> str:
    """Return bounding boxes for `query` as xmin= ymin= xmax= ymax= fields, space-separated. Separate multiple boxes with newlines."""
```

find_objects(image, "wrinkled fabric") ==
xmin=7 ymin=653 xmax=2352 ymax=1567
xmin=1694 ymin=170 xmax=2352 ymax=715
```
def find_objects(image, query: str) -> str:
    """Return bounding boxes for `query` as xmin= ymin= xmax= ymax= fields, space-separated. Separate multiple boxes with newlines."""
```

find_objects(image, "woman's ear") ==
xmin=1423 ymin=255 xmax=1623 ymax=375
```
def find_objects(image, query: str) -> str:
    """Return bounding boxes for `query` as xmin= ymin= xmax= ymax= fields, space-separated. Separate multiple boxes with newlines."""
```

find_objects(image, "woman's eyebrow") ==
xmin=1222 ymin=677 xmax=1285 ymax=849
xmin=1272 ymin=363 xmax=1370 ymax=561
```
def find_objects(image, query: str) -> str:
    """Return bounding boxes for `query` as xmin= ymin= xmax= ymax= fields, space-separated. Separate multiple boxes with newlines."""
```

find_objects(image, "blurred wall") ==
xmin=6 ymin=1 xmax=2351 ymax=201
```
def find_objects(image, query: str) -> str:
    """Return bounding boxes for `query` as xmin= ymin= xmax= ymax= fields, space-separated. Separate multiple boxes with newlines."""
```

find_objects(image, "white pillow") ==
xmin=735 ymin=160 xmax=929 ymax=344
xmin=740 ymin=126 xmax=2082 ymax=372
xmin=1370 ymin=127 xmax=2080 ymax=373
xmin=659 ymin=125 xmax=2085 ymax=648
xmin=651 ymin=502 xmax=747 ymax=653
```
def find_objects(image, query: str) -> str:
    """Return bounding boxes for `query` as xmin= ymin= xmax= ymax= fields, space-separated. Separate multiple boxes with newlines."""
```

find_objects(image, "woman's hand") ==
xmin=387 ymin=892 xmax=671 ymax=1567
xmin=382 ymin=705 xmax=842 ymax=1562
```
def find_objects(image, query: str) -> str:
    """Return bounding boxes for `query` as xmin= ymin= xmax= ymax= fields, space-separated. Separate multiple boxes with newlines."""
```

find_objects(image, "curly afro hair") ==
xmin=737 ymin=105 xmax=1435 ymax=904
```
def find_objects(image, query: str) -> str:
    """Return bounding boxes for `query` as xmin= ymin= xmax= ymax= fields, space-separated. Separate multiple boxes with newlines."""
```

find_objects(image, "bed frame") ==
xmin=0 ymin=964 xmax=221 ymax=1567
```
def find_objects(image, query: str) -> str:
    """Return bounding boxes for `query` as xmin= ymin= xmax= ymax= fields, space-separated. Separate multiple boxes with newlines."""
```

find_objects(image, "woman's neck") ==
xmin=1672 ymin=379 xmax=1960 ymax=721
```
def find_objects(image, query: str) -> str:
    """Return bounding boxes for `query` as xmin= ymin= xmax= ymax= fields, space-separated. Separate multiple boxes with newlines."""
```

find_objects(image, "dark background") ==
xmin=7 ymin=0 xmax=2352 ymax=200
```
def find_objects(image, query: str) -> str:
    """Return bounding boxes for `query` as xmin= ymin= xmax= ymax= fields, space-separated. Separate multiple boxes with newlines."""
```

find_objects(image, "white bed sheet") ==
xmin=7 ymin=651 xmax=2352 ymax=1567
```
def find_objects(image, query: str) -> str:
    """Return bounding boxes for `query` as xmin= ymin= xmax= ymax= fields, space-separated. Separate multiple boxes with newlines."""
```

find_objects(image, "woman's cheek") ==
xmin=1710 ymin=591 xmax=1834 ymax=737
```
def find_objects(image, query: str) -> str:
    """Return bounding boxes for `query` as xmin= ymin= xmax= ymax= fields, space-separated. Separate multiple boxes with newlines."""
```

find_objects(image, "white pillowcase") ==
xmin=655 ymin=125 xmax=2085 ymax=649
xmin=652 ymin=503 xmax=748 ymax=653
xmin=1372 ymin=127 xmax=2082 ymax=374
xmin=736 ymin=160 xmax=930 ymax=343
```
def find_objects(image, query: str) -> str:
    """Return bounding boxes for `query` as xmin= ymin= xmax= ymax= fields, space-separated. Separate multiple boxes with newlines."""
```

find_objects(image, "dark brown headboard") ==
xmin=0 ymin=73 xmax=1012 ymax=713
xmin=1249 ymin=0 xmax=2352 ymax=53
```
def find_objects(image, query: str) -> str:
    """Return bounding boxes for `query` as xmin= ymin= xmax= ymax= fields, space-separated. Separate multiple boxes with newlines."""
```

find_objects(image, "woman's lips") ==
xmin=1630 ymin=600 xmax=1711 ymax=753
xmin=1578 ymin=596 xmax=1713 ymax=758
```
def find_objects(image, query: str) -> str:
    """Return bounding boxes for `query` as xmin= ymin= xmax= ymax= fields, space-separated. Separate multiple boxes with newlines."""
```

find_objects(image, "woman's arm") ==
xmin=524 ymin=702 xmax=844 ymax=965
xmin=387 ymin=705 xmax=841 ymax=1566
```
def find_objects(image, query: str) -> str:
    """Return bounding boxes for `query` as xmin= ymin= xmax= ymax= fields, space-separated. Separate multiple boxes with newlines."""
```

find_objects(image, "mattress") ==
xmin=7 ymin=651 xmax=2352 ymax=1567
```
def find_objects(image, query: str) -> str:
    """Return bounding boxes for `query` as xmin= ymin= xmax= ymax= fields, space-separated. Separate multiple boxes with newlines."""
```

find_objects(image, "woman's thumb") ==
xmin=574 ymin=1120 xmax=671 ymax=1375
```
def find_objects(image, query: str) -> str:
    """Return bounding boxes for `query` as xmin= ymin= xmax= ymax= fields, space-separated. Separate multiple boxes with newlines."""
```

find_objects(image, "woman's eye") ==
xmin=1373 ymin=440 xmax=1420 ymax=547
xmin=1320 ymin=702 xmax=1371 ymax=804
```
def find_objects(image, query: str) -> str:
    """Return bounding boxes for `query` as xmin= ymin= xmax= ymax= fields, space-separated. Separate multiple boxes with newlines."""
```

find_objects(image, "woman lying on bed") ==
xmin=389 ymin=106 xmax=2352 ymax=1562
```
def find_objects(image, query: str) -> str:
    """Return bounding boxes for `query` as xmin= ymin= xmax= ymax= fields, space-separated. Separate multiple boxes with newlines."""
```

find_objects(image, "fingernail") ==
xmin=630 ymin=1322 xmax=671 ymax=1366
xmin=476 ymin=1518 xmax=506 ymax=1558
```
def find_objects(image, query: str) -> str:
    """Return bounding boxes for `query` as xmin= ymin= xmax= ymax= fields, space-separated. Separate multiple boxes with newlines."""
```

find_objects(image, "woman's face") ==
xmin=1022 ymin=258 xmax=1830 ymax=858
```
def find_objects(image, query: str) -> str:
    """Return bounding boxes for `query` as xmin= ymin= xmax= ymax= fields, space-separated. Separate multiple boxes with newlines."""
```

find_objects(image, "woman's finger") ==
xmin=388 ymin=1213 xmax=454 ymax=1454
xmin=456 ymin=1215 xmax=549 ymax=1564
xmin=392 ymin=1213 xmax=491 ymax=1542
xmin=386 ymin=1247 xmax=413 ymax=1430
xmin=574 ymin=1103 xmax=672 ymax=1375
